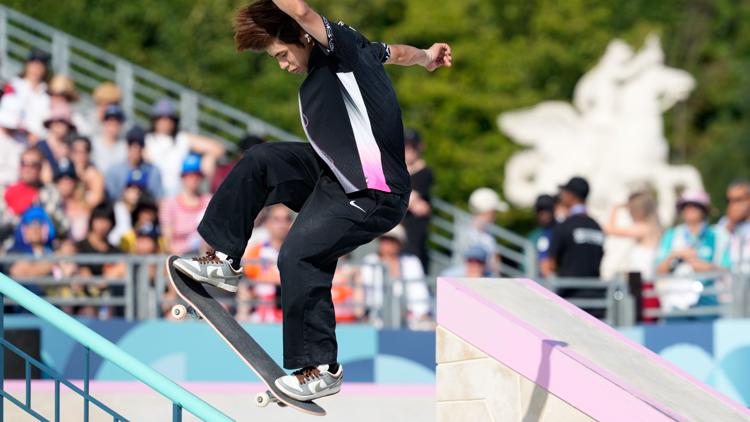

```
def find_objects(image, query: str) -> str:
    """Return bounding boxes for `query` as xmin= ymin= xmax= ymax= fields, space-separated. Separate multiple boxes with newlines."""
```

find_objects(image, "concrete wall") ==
xmin=437 ymin=326 xmax=594 ymax=422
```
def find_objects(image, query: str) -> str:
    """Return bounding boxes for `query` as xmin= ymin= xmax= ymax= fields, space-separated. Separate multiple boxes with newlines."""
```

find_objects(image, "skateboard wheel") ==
xmin=171 ymin=305 xmax=187 ymax=320
xmin=255 ymin=392 xmax=271 ymax=407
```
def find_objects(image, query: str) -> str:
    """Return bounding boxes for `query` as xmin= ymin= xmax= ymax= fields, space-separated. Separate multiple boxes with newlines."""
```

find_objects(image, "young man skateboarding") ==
xmin=173 ymin=0 xmax=451 ymax=401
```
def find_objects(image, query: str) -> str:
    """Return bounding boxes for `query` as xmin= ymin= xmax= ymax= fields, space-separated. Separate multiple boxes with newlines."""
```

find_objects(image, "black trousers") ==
xmin=198 ymin=142 xmax=408 ymax=368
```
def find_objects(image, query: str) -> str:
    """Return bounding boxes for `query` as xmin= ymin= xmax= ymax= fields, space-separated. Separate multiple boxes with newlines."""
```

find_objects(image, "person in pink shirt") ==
xmin=159 ymin=154 xmax=211 ymax=255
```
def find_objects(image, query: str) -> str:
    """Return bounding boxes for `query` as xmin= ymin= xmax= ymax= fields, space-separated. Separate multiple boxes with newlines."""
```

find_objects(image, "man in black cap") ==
xmin=541 ymin=176 xmax=605 ymax=316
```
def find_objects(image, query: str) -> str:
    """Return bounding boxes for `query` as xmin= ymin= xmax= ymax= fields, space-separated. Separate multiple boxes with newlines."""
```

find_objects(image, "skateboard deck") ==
xmin=165 ymin=256 xmax=326 ymax=416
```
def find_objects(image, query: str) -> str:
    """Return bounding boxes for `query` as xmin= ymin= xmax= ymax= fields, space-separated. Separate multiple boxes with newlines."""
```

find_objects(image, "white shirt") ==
xmin=92 ymin=137 xmax=127 ymax=175
xmin=0 ymin=132 xmax=24 ymax=186
xmin=145 ymin=132 xmax=191 ymax=197
xmin=6 ymin=77 xmax=50 ymax=139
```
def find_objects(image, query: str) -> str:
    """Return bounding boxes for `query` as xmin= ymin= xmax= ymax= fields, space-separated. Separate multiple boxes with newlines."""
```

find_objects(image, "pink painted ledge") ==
xmin=436 ymin=277 xmax=750 ymax=422
xmin=2 ymin=380 xmax=434 ymax=396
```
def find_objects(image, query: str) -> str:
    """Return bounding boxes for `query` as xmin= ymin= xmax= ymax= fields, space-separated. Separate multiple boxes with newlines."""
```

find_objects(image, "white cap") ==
xmin=469 ymin=187 xmax=509 ymax=214
xmin=381 ymin=224 xmax=407 ymax=244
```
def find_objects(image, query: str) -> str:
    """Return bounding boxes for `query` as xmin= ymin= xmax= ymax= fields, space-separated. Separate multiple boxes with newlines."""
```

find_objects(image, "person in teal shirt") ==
xmin=656 ymin=190 xmax=727 ymax=318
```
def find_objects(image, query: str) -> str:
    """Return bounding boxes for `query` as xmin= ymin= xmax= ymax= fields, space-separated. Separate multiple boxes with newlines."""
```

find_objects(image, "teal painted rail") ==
xmin=0 ymin=273 xmax=233 ymax=422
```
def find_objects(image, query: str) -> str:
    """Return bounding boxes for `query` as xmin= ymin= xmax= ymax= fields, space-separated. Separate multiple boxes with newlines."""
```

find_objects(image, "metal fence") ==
xmin=0 ymin=254 xmax=436 ymax=329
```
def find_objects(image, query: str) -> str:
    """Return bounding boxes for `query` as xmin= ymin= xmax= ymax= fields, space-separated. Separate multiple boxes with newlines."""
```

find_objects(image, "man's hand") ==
xmin=423 ymin=43 xmax=452 ymax=71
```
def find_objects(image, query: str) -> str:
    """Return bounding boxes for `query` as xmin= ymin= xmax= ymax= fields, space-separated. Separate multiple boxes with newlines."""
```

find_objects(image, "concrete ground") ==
xmin=2 ymin=381 xmax=435 ymax=421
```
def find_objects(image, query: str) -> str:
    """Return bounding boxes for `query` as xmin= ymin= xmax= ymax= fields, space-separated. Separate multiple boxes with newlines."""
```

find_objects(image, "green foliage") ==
xmin=6 ymin=0 xmax=750 ymax=223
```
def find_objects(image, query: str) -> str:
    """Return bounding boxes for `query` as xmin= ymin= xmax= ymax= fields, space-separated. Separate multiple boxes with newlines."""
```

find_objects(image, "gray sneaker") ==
xmin=173 ymin=250 xmax=242 ymax=292
xmin=274 ymin=364 xmax=343 ymax=401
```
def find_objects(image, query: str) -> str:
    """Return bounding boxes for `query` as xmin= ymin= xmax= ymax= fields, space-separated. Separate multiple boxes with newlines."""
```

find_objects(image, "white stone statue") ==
xmin=499 ymin=35 xmax=703 ymax=277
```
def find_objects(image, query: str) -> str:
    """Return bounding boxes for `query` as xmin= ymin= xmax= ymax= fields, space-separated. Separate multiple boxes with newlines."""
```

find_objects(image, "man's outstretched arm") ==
xmin=386 ymin=43 xmax=452 ymax=71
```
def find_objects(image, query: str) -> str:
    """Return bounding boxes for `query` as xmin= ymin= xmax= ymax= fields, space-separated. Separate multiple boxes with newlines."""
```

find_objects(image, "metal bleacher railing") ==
xmin=0 ymin=5 xmax=302 ymax=146
xmin=0 ymin=272 xmax=233 ymax=422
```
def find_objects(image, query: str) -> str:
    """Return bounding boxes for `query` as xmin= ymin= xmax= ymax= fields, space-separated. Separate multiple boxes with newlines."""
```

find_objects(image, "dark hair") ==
xmin=149 ymin=116 xmax=180 ymax=138
xmin=130 ymin=197 xmax=159 ymax=224
xmin=234 ymin=0 xmax=305 ymax=52
xmin=88 ymin=202 xmax=116 ymax=231
xmin=72 ymin=135 xmax=92 ymax=153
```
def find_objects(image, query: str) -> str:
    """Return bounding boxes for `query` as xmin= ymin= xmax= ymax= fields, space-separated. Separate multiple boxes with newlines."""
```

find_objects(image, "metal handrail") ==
xmin=0 ymin=272 xmax=233 ymax=422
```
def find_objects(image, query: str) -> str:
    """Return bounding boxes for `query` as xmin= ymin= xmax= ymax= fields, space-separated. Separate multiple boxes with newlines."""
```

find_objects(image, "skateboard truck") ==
xmin=256 ymin=390 xmax=288 ymax=408
xmin=171 ymin=304 xmax=202 ymax=320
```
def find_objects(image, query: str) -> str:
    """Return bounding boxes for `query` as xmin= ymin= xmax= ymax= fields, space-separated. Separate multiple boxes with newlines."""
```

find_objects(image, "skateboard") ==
xmin=165 ymin=256 xmax=326 ymax=416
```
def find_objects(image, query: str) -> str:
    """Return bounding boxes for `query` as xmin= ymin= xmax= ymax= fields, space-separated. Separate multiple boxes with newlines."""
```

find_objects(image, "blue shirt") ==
xmin=105 ymin=161 xmax=163 ymax=201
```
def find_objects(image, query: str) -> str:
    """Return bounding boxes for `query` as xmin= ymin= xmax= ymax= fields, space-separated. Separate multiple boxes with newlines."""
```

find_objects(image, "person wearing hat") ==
xmin=84 ymin=81 xmax=122 ymax=138
xmin=362 ymin=224 xmax=430 ymax=323
xmin=542 ymin=176 xmax=605 ymax=316
xmin=453 ymin=187 xmax=508 ymax=275
xmin=144 ymin=98 xmax=225 ymax=197
xmin=401 ymin=128 xmax=434 ymax=272
xmin=159 ymin=153 xmax=211 ymax=255
xmin=0 ymin=48 xmax=51 ymax=141
xmin=37 ymin=102 xmax=77 ymax=182
xmin=54 ymin=159 xmax=89 ymax=242
xmin=655 ymin=189 xmax=723 ymax=315
xmin=527 ymin=194 xmax=557 ymax=275
xmin=105 ymin=126 xmax=164 ymax=201
xmin=47 ymin=74 xmax=91 ymax=136
xmin=6 ymin=206 xmax=58 ymax=296
xmin=91 ymin=103 xmax=128 ymax=174
xmin=108 ymin=166 xmax=153 ymax=247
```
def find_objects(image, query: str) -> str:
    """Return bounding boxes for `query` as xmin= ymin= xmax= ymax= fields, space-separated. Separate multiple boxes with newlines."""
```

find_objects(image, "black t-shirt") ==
xmin=75 ymin=238 xmax=121 ymax=276
xmin=409 ymin=166 xmax=433 ymax=204
xmin=298 ymin=17 xmax=410 ymax=195
xmin=548 ymin=213 xmax=604 ymax=277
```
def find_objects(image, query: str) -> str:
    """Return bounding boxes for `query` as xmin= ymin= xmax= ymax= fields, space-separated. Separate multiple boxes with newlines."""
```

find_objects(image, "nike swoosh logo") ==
xmin=349 ymin=200 xmax=366 ymax=213
xmin=208 ymin=268 xmax=223 ymax=279
xmin=310 ymin=379 xmax=328 ymax=393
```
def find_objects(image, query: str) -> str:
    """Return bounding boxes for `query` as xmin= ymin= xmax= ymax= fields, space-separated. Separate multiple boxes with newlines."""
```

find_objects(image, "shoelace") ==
xmin=191 ymin=249 xmax=222 ymax=264
xmin=293 ymin=367 xmax=321 ymax=385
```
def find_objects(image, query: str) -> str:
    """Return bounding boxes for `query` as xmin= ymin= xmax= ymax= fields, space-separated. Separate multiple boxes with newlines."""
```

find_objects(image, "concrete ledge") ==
xmin=436 ymin=277 xmax=750 ymax=422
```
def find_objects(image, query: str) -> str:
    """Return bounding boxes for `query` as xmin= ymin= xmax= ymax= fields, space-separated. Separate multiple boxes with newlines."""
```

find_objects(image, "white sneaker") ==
xmin=172 ymin=250 xmax=242 ymax=292
xmin=274 ymin=364 xmax=343 ymax=401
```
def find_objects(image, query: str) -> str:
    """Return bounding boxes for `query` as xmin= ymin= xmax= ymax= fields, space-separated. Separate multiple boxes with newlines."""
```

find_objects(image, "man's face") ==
xmin=266 ymin=39 xmax=312 ymax=75
xmin=19 ymin=152 xmax=43 ymax=184
xmin=726 ymin=185 xmax=750 ymax=223
xmin=103 ymin=118 xmax=122 ymax=138
xmin=536 ymin=209 xmax=553 ymax=226
xmin=91 ymin=217 xmax=113 ymax=237
xmin=22 ymin=221 xmax=45 ymax=246
xmin=265 ymin=205 xmax=292 ymax=241
xmin=127 ymin=143 xmax=144 ymax=163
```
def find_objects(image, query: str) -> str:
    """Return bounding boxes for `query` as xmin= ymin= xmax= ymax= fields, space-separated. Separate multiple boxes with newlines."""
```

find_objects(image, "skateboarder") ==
xmin=173 ymin=0 xmax=451 ymax=401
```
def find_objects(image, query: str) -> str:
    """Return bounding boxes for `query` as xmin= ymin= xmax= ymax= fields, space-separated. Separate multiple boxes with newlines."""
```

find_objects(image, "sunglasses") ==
xmin=21 ymin=160 xmax=42 ymax=168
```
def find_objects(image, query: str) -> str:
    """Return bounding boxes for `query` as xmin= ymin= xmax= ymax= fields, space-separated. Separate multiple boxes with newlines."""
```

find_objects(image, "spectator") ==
xmin=604 ymin=191 xmax=662 ymax=280
xmin=0 ymin=147 xmax=68 ymax=239
xmin=453 ymin=187 xmax=507 ymax=275
xmin=86 ymin=82 xmax=122 ymax=138
xmin=331 ymin=255 xmax=363 ymax=323
xmin=7 ymin=206 xmax=57 ymax=297
xmin=362 ymin=225 xmax=431 ymax=324
xmin=239 ymin=204 xmax=292 ymax=322
xmin=47 ymin=75 xmax=89 ymax=136
xmin=0 ymin=96 xmax=26 ymax=186
xmin=109 ymin=168 xmax=152 ymax=246
xmin=144 ymin=99 xmax=225 ymax=196
xmin=655 ymin=190 xmax=723 ymax=314
xmin=119 ymin=199 xmax=163 ymax=253
xmin=159 ymin=154 xmax=211 ymax=255
xmin=75 ymin=203 xmax=126 ymax=318
xmin=210 ymin=134 xmax=265 ymax=193
xmin=527 ymin=194 xmax=557 ymax=276
xmin=0 ymin=49 xmax=51 ymax=141
xmin=542 ymin=176 xmax=605 ymax=317
xmin=91 ymin=104 xmax=127 ymax=175
xmin=715 ymin=180 xmax=750 ymax=271
xmin=55 ymin=161 xmax=90 ymax=242
xmin=441 ymin=244 xmax=493 ymax=278
xmin=401 ymin=128 xmax=434 ymax=273
xmin=69 ymin=135 xmax=106 ymax=208
xmin=105 ymin=126 xmax=164 ymax=201
xmin=37 ymin=103 xmax=76 ymax=182
xmin=133 ymin=222 xmax=161 ymax=255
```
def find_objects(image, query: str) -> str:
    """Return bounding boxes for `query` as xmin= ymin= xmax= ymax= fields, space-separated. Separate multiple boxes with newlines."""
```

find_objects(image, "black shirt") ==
xmin=402 ymin=166 xmax=434 ymax=269
xmin=298 ymin=17 xmax=410 ymax=194
xmin=75 ymin=238 xmax=121 ymax=276
xmin=548 ymin=213 xmax=604 ymax=277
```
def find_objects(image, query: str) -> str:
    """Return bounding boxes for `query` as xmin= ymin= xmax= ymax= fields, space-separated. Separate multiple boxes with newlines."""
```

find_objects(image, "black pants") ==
xmin=198 ymin=142 xmax=408 ymax=368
